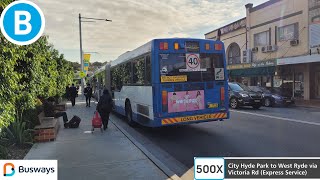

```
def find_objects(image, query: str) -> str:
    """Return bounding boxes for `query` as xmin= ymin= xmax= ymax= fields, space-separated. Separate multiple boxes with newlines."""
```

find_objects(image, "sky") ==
xmin=32 ymin=0 xmax=268 ymax=63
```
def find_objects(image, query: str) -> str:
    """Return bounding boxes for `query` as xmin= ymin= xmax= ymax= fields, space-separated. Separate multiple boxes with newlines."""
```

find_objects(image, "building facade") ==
xmin=205 ymin=0 xmax=320 ymax=101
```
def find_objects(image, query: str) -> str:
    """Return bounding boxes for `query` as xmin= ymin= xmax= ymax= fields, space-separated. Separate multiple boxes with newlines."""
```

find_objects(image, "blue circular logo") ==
xmin=0 ymin=1 xmax=45 ymax=45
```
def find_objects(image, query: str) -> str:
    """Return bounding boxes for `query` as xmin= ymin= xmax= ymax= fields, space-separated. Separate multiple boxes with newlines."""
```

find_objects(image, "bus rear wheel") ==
xmin=126 ymin=101 xmax=137 ymax=127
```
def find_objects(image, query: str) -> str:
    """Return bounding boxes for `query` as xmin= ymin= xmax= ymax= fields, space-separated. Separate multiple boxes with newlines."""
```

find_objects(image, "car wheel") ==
xmin=126 ymin=101 xmax=137 ymax=127
xmin=253 ymin=105 xmax=261 ymax=109
xmin=230 ymin=98 xmax=238 ymax=109
xmin=264 ymin=98 xmax=272 ymax=107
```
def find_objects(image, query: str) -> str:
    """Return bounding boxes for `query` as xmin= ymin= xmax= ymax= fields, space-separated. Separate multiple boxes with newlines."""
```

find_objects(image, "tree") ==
xmin=70 ymin=62 xmax=81 ymax=72
xmin=0 ymin=34 xmax=74 ymax=129
xmin=1 ymin=1 xmax=74 ymax=129
xmin=0 ymin=0 xmax=14 ymax=129
xmin=0 ymin=33 xmax=19 ymax=128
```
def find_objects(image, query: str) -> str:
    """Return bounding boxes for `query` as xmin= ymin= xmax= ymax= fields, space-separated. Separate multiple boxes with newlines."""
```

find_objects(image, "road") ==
xmin=110 ymin=105 xmax=320 ymax=176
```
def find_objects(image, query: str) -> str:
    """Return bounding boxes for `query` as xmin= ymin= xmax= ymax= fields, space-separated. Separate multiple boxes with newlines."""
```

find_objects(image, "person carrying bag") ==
xmin=96 ymin=89 xmax=113 ymax=130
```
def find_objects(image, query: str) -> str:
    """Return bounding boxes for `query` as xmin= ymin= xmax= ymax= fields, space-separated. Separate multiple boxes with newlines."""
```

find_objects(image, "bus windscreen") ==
xmin=160 ymin=53 xmax=224 ymax=82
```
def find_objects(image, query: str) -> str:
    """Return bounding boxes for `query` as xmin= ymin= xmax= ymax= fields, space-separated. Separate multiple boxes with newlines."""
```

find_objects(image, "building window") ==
xmin=254 ymin=31 xmax=270 ymax=47
xmin=278 ymin=23 xmax=299 ymax=41
xmin=227 ymin=43 xmax=241 ymax=65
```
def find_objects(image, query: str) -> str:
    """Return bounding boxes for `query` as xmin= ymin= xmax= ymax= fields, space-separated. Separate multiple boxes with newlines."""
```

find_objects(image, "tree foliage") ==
xmin=0 ymin=32 xmax=74 ymax=129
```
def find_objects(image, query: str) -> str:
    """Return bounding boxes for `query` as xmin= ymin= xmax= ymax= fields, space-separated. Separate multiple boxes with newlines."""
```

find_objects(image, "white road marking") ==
xmin=230 ymin=110 xmax=320 ymax=126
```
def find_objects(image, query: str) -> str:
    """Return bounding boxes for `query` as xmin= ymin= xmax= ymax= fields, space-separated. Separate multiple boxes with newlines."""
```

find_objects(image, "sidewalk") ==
xmin=295 ymin=99 xmax=320 ymax=109
xmin=25 ymin=96 xmax=168 ymax=180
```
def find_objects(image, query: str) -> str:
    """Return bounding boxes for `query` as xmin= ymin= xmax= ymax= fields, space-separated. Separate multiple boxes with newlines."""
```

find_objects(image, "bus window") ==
xmin=159 ymin=53 xmax=224 ymax=82
xmin=133 ymin=57 xmax=145 ymax=84
xmin=145 ymin=55 xmax=151 ymax=84
xmin=122 ymin=63 xmax=131 ymax=84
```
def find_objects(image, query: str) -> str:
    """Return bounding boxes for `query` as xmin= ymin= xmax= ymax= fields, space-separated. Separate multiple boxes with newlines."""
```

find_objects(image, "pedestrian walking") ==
xmin=76 ymin=85 xmax=79 ymax=97
xmin=96 ymin=89 xmax=113 ymax=130
xmin=84 ymin=83 xmax=93 ymax=107
xmin=69 ymin=83 xmax=77 ymax=106
xmin=65 ymin=85 xmax=70 ymax=100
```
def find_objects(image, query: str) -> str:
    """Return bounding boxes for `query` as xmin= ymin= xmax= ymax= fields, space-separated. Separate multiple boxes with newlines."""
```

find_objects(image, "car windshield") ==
xmin=260 ymin=87 xmax=271 ymax=93
xmin=250 ymin=86 xmax=271 ymax=93
xmin=229 ymin=83 xmax=251 ymax=91
xmin=271 ymin=87 xmax=292 ymax=97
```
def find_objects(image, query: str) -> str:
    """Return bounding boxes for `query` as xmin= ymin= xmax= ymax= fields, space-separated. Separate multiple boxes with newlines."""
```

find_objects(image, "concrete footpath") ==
xmin=25 ymin=96 xmax=168 ymax=180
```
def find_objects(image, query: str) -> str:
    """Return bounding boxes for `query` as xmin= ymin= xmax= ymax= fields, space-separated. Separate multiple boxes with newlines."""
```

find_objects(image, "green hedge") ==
xmin=0 ymin=20 xmax=74 ymax=129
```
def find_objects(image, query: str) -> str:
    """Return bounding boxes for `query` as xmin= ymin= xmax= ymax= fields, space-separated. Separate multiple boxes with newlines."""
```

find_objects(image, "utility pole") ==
xmin=78 ymin=14 xmax=112 ymax=96
xmin=79 ymin=13 xmax=84 ymax=96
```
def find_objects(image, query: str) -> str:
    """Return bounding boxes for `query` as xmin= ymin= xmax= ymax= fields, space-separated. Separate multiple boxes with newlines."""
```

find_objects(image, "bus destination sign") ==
xmin=185 ymin=41 xmax=199 ymax=52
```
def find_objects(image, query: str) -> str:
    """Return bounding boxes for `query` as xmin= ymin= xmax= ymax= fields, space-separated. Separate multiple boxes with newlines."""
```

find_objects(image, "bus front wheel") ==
xmin=125 ymin=101 xmax=137 ymax=127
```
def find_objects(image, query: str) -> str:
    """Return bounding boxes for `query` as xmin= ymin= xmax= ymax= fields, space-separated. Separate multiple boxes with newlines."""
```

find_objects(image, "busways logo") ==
xmin=3 ymin=163 xmax=55 ymax=176
xmin=1 ymin=160 xmax=57 ymax=180
xmin=3 ymin=163 xmax=15 ymax=176
xmin=18 ymin=166 xmax=55 ymax=174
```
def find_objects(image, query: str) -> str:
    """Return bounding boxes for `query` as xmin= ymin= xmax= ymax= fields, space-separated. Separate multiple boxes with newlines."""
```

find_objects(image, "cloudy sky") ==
xmin=32 ymin=0 xmax=267 ymax=63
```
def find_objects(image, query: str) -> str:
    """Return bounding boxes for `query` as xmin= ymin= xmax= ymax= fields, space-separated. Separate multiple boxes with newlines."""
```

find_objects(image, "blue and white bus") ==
xmin=91 ymin=38 xmax=229 ymax=127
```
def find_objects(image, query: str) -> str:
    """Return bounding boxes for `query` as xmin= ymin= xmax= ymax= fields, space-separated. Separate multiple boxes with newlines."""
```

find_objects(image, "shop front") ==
xmin=277 ymin=54 xmax=320 ymax=100
xmin=227 ymin=59 xmax=276 ymax=87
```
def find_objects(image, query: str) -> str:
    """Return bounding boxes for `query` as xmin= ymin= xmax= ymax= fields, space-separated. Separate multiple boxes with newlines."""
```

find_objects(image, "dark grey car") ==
xmin=228 ymin=82 xmax=263 ymax=109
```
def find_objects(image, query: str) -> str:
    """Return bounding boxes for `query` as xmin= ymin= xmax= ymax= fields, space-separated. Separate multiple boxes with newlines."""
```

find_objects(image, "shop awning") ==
xmin=228 ymin=66 xmax=275 ymax=77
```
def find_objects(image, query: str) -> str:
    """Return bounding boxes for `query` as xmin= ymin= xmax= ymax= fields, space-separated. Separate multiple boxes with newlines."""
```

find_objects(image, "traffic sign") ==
xmin=215 ymin=68 xmax=224 ymax=80
xmin=79 ymin=71 xmax=86 ymax=78
xmin=186 ymin=53 xmax=200 ymax=71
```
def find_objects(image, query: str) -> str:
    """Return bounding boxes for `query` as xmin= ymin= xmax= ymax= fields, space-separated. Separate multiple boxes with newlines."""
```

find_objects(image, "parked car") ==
xmin=228 ymin=82 xmax=263 ymax=109
xmin=249 ymin=86 xmax=295 ymax=107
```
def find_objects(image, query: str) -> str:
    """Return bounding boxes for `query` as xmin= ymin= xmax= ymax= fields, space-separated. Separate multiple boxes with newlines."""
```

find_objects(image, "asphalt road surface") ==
xmin=111 ymin=105 xmax=320 ymax=173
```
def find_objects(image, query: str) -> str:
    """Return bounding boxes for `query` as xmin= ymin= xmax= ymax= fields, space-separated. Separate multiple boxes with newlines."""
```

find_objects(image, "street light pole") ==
xmin=79 ymin=13 xmax=84 ymax=96
xmin=78 ymin=14 xmax=112 ymax=96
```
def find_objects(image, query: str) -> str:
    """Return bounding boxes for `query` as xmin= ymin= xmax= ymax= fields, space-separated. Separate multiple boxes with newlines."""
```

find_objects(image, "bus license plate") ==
xmin=254 ymin=100 xmax=260 ymax=102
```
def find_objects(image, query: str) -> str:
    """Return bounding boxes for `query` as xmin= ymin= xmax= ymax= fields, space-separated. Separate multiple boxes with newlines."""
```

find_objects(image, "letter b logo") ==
xmin=0 ymin=0 xmax=45 ymax=45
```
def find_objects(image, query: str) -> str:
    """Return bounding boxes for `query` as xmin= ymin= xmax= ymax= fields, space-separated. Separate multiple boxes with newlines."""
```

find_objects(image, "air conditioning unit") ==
xmin=261 ymin=46 xmax=267 ymax=53
xmin=262 ymin=45 xmax=277 ymax=53
xmin=290 ymin=39 xmax=299 ymax=46
xmin=251 ymin=47 xmax=258 ymax=53
xmin=267 ymin=45 xmax=277 ymax=52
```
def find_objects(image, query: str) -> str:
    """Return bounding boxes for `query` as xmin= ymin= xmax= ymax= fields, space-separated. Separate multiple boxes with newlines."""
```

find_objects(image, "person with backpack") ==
xmin=96 ymin=89 xmax=113 ymax=130
xmin=84 ymin=83 xmax=93 ymax=107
